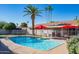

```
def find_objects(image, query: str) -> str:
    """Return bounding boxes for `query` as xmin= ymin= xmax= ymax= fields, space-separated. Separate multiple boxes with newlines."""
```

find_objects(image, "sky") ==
xmin=0 ymin=4 xmax=79 ymax=26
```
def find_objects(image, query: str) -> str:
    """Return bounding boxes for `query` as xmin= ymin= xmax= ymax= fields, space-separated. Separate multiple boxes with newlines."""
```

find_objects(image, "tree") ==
xmin=3 ymin=23 xmax=16 ymax=30
xmin=45 ymin=5 xmax=54 ymax=23
xmin=0 ymin=22 xmax=7 ymax=29
xmin=24 ymin=5 xmax=42 ymax=35
xmin=74 ymin=16 xmax=78 ymax=20
xmin=20 ymin=22 xmax=28 ymax=28
xmin=73 ymin=16 xmax=79 ymax=25
xmin=76 ymin=20 xmax=79 ymax=26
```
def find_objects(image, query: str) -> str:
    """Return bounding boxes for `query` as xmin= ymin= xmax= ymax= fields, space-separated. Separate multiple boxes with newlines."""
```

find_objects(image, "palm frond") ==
xmin=23 ymin=13 xmax=31 ymax=17
xmin=23 ymin=4 xmax=42 ymax=17
xmin=45 ymin=5 xmax=54 ymax=11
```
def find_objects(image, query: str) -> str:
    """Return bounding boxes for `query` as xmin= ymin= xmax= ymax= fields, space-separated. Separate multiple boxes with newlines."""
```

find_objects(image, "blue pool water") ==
xmin=10 ymin=36 xmax=63 ymax=50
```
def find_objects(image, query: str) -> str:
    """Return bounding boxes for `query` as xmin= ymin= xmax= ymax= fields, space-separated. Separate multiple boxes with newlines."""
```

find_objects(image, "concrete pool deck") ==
xmin=0 ymin=38 xmax=68 ymax=54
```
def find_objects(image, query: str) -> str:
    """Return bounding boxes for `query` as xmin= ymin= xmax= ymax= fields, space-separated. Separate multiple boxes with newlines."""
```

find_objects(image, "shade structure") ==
xmin=35 ymin=25 xmax=48 ymax=29
xmin=59 ymin=25 xmax=79 ymax=29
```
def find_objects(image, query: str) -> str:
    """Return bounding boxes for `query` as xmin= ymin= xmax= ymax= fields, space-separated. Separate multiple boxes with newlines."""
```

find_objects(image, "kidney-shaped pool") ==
xmin=9 ymin=36 xmax=63 ymax=50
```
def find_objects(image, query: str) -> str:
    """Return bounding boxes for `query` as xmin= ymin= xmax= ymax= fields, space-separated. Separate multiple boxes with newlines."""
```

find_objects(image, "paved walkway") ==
xmin=47 ymin=42 xmax=68 ymax=54
xmin=0 ymin=41 xmax=13 ymax=54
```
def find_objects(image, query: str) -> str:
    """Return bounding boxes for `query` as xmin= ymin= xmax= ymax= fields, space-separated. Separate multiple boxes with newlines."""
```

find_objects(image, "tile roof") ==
xmin=35 ymin=20 xmax=78 ymax=26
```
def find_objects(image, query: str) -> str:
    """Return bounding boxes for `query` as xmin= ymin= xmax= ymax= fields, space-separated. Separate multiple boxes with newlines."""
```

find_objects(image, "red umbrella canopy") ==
xmin=35 ymin=25 xmax=48 ymax=29
xmin=59 ymin=25 xmax=79 ymax=29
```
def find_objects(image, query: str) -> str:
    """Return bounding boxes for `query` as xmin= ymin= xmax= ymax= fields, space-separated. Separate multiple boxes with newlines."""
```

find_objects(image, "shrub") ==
xmin=3 ymin=23 xmax=16 ymax=30
xmin=67 ymin=36 xmax=79 ymax=54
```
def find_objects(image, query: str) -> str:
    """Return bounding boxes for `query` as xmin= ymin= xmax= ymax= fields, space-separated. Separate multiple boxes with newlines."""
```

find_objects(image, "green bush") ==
xmin=3 ymin=23 xmax=16 ymax=30
xmin=67 ymin=36 xmax=79 ymax=54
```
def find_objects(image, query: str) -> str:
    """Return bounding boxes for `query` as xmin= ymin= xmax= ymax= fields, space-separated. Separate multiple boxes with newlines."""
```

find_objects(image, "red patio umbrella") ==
xmin=35 ymin=25 xmax=48 ymax=29
xmin=59 ymin=25 xmax=79 ymax=36
xmin=35 ymin=25 xmax=48 ymax=35
xmin=59 ymin=25 xmax=79 ymax=29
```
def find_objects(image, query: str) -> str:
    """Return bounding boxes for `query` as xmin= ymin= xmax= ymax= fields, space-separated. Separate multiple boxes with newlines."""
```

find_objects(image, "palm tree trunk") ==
xmin=31 ymin=14 xmax=35 ymax=35
xmin=49 ymin=11 xmax=52 ymax=22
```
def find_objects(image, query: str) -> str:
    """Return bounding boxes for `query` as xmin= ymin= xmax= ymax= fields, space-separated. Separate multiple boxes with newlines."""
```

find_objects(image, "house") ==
xmin=34 ymin=20 xmax=79 ymax=37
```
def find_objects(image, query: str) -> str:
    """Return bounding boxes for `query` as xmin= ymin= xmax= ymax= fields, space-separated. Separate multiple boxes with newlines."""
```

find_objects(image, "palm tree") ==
xmin=74 ymin=16 xmax=79 ymax=25
xmin=45 ymin=5 xmax=54 ymax=23
xmin=74 ymin=16 xmax=78 ymax=20
xmin=24 ymin=5 xmax=42 ymax=35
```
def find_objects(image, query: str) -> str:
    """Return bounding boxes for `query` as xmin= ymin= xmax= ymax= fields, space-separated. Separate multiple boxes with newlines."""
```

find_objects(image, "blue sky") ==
xmin=0 ymin=4 xmax=79 ymax=26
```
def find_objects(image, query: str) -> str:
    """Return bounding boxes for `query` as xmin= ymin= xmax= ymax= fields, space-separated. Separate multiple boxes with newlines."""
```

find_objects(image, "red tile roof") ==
xmin=35 ymin=20 xmax=78 ymax=26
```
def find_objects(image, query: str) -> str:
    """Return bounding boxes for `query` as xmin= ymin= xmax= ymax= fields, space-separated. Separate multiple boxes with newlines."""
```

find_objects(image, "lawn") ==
xmin=0 ymin=35 xmax=8 ymax=38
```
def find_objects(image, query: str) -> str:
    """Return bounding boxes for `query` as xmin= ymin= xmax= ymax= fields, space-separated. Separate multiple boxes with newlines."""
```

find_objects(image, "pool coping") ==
xmin=0 ymin=37 xmax=68 ymax=54
xmin=0 ymin=39 xmax=45 ymax=54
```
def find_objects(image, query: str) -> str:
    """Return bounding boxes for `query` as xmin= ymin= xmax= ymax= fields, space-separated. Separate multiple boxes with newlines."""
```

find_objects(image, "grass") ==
xmin=0 ymin=35 xmax=7 ymax=38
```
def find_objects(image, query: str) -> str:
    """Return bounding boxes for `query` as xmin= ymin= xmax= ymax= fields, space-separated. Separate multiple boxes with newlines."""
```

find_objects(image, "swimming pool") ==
xmin=10 ymin=36 xmax=63 ymax=50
